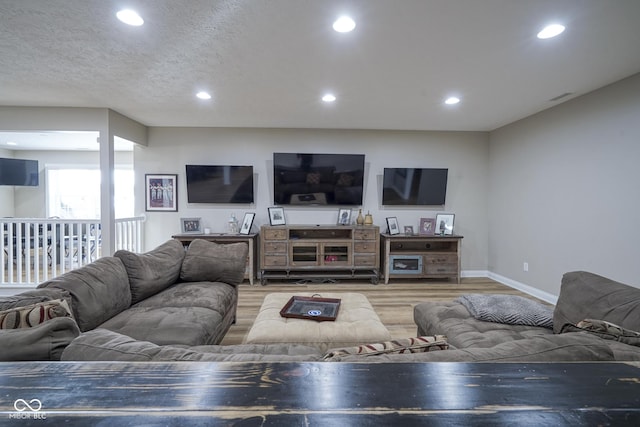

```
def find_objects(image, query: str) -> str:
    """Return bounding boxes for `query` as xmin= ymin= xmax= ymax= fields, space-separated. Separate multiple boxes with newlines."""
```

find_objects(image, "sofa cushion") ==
xmin=553 ymin=271 xmax=640 ymax=334
xmin=38 ymin=257 xmax=131 ymax=332
xmin=0 ymin=299 xmax=72 ymax=329
xmin=324 ymin=335 xmax=449 ymax=361
xmin=114 ymin=239 xmax=185 ymax=304
xmin=62 ymin=329 xmax=322 ymax=362
xmin=0 ymin=288 xmax=72 ymax=312
xmin=180 ymin=239 xmax=248 ymax=285
xmin=0 ymin=317 xmax=80 ymax=361
xmin=330 ymin=333 xmax=617 ymax=363
xmin=414 ymin=301 xmax=553 ymax=349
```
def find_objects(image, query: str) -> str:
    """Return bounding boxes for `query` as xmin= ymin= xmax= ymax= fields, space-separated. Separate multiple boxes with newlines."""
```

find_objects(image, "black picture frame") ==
xmin=268 ymin=207 xmax=286 ymax=226
xmin=386 ymin=217 xmax=400 ymax=235
xmin=239 ymin=213 xmax=255 ymax=235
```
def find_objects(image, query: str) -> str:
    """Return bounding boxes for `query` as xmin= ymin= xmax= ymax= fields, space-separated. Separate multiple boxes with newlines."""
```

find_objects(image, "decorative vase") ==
xmin=228 ymin=213 xmax=239 ymax=234
xmin=356 ymin=209 xmax=365 ymax=225
xmin=364 ymin=211 xmax=373 ymax=226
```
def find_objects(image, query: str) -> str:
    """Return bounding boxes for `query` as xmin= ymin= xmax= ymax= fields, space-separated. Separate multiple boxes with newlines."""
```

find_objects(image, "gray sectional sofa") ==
xmin=3 ymin=241 xmax=639 ymax=364
xmin=0 ymin=238 xmax=249 ymax=361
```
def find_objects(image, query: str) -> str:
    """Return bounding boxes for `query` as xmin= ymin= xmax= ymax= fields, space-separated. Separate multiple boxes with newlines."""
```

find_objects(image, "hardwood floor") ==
xmin=220 ymin=277 xmax=549 ymax=345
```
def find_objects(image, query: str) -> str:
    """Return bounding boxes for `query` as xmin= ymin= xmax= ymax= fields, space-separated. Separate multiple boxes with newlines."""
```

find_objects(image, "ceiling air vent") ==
xmin=549 ymin=92 xmax=573 ymax=102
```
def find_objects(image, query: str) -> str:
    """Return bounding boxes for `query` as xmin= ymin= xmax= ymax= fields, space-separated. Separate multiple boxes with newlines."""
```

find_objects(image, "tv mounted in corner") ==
xmin=185 ymin=165 xmax=254 ymax=204
xmin=0 ymin=157 xmax=39 ymax=186
xmin=273 ymin=153 xmax=365 ymax=206
xmin=382 ymin=168 xmax=448 ymax=206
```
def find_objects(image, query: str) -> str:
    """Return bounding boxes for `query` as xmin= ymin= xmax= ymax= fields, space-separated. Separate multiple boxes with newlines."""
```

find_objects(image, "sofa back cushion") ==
xmin=180 ymin=239 xmax=248 ymax=285
xmin=0 ymin=288 xmax=72 ymax=312
xmin=114 ymin=239 xmax=185 ymax=304
xmin=38 ymin=257 xmax=131 ymax=332
xmin=553 ymin=271 xmax=640 ymax=334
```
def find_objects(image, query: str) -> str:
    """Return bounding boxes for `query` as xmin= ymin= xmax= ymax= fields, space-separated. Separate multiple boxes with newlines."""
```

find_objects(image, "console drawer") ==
xmin=354 ymin=241 xmax=376 ymax=253
xmin=263 ymin=229 xmax=287 ymax=240
xmin=263 ymin=255 xmax=287 ymax=267
xmin=424 ymin=254 xmax=458 ymax=274
xmin=263 ymin=242 xmax=287 ymax=253
xmin=354 ymin=254 xmax=377 ymax=267
xmin=354 ymin=228 xmax=377 ymax=240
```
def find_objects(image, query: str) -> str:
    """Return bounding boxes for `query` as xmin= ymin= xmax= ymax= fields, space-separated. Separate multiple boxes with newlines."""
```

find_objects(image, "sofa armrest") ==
xmin=0 ymin=317 xmax=80 ymax=361
xmin=553 ymin=271 xmax=640 ymax=334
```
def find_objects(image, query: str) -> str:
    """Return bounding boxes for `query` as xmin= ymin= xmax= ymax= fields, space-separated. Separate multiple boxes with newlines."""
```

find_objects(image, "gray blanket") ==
xmin=455 ymin=294 xmax=554 ymax=329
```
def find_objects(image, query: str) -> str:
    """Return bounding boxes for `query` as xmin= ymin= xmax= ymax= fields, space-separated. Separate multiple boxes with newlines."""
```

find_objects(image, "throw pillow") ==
xmin=114 ymin=239 xmax=186 ymax=304
xmin=180 ymin=239 xmax=249 ymax=285
xmin=0 ymin=299 xmax=72 ymax=329
xmin=323 ymin=335 xmax=449 ymax=360
xmin=560 ymin=318 xmax=640 ymax=347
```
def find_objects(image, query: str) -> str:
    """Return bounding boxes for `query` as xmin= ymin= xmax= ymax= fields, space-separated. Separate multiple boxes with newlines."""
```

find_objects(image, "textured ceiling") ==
xmin=1 ymin=0 xmax=640 ymax=143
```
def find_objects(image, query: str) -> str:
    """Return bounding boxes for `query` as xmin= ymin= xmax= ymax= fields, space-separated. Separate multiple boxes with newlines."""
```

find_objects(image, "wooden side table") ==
xmin=381 ymin=234 xmax=463 ymax=284
xmin=172 ymin=233 xmax=258 ymax=285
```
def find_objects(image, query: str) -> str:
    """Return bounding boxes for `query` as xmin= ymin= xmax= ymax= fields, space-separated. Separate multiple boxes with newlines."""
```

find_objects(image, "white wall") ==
xmin=136 ymin=128 xmax=490 ymax=272
xmin=489 ymin=73 xmax=640 ymax=294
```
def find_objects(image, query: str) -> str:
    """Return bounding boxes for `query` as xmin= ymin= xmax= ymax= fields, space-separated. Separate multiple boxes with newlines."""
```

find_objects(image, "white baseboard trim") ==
xmin=463 ymin=270 xmax=558 ymax=305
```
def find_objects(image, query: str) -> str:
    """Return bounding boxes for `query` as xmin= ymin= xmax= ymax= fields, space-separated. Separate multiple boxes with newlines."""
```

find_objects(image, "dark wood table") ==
xmin=1 ymin=362 xmax=638 ymax=425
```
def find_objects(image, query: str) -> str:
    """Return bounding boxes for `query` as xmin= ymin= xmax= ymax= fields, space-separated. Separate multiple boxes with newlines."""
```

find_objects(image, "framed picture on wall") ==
xmin=180 ymin=217 xmax=202 ymax=234
xmin=239 ymin=213 xmax=255 ymax=235
xmin=145 ymin=174 xmax=177 ymax=212
xmin=435 ymin=213 xmax=455 ymax=235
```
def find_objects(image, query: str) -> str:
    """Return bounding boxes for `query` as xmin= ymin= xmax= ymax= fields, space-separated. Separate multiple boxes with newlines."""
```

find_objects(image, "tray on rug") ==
xmin=280 ymin=296 xmax=341 ymax=321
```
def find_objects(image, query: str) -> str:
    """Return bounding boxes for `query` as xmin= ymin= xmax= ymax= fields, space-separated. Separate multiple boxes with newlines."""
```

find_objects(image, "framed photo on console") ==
xmin=268 ymin=207 xmax=286 ymax=226
xmin=239 ymin=213 xmax=255 ymax=235
xmin=435 ymin=213 xmax=455 ymax=235
xmin=386 ymin=217 xmax=400 ymax=235
xmin=337 ymin=208 xmax=351 ymax=225
xmin=180 ymin=217 xmax=202 ymax=234
xmin=419 ymin=218 xmax=436 ymax=235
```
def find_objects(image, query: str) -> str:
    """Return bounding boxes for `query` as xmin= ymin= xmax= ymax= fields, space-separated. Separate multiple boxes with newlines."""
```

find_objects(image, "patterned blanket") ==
xmin=455 ymin=294 xmax=554 ymax=329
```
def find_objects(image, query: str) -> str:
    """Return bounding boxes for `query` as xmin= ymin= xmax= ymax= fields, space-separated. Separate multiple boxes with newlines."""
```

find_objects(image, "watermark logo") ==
xmin=10 ymin=399 xmax=46 ymax=420
xmin=14 ymin=399 xmax=42 ymax=412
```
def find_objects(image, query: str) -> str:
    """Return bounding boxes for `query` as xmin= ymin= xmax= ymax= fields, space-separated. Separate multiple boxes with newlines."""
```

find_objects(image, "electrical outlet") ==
xmin=523 ymin=262 xmax=529 ymax=272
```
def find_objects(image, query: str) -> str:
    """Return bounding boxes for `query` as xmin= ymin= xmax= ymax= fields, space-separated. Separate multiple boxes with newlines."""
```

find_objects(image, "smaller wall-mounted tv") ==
xmin=382 ymin=168 xmax=448 ymax=206
xmin=273 ymin=153 xmax=365 ymax=206
xmin=185 ymin=165 xmax=254 ymax=204
xmin=0 ymin=157 xmax=39 ymax=186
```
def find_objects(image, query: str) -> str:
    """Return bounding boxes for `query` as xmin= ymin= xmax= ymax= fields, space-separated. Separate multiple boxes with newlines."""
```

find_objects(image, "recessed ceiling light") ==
xmin=537 ymin=24 xmax=565 ymax=39
xmin=444 ymin=96 xmax=460 ymax=105
xmin=333 ymin=16 xmax=356 ymax=33
xmin=196 ymin=91 xmax=212 ymax=100
xmin=322 ymin=94 xmax=337 ymax=103
xmin=116 ymin=9 xmax=144 ymax=26
xmin=6 ymin=141 xmax=17 ymax=146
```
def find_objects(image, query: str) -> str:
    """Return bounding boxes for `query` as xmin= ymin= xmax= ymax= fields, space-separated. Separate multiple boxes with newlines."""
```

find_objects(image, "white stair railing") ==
xmin=1 ymin=216 xmax=145 ymax=287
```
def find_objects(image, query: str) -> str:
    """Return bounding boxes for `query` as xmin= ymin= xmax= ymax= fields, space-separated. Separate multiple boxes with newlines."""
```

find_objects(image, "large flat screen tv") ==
xmin=185 ymin=165 xmax=254 ymax=204
xmin=382 ymin=168 xmax=448 ymax=205
xmin=0 ymin=157 xmax=39 ymax=186
xmin=273 ymin=153 xmax=365 ymax=205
